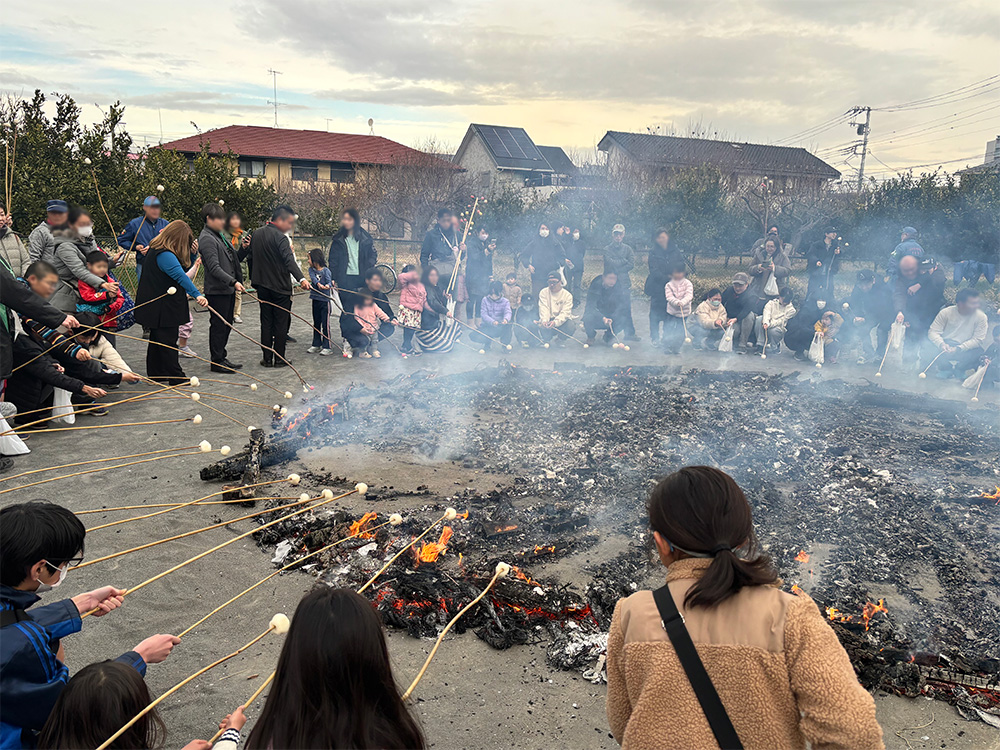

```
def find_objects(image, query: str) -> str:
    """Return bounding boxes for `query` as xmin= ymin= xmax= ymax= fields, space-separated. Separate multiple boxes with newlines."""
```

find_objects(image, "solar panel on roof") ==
xmin=512 ymin=130 xmax=543 ymax=161
xmin=497 ymin=129 xmax=525 ymax=158
xmin=480 ymin=127 xmax=511 ymax=158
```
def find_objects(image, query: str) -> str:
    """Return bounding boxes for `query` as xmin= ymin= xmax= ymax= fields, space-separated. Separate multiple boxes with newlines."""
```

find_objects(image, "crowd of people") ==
xmin=0 ymin=464 xmax=891 ymax=749
xmin=2 ymin=198 xmax=998 ymax=464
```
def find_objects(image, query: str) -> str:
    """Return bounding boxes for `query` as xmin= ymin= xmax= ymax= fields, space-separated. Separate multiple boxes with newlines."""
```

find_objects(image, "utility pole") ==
xmin=854 ymin=106 xmax=872 ymax=191
xmin=267 ymin=69 xmax=283 ymax=127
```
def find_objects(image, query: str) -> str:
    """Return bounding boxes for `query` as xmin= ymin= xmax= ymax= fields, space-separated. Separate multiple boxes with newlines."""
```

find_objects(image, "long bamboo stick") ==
xmin=78 ymin=494 xmax=325 ymax=569
xmin=241 ymin=290 xmax=345 ymax=354
xmin=401 ymin=563 xmax=508 ymax=701
xmin=875 ymin=327 xmax=895 ymax=378
xmin=357 ymin=509 xmax=454 ymax=593
xmin=205 ymin=303 xmax=311 ymax=389
xmin=206 ymin=673 xmax=275 ymax=744
xmin=76 ymin=496 xmax=286 ymax=515
xmin=0 ymin=445 xmax=198 ymax=484
xmin=80 ymin=487 xmax=361 ymax=617
xmin=1 ymin=417 xmax=194 ymax=439
xmin=86 ymin=476 xmax=301 ymax=532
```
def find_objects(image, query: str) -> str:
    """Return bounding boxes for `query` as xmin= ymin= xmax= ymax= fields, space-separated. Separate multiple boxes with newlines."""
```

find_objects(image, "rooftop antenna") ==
xmin=325 ymin=118 xmax=335 ymax=132
xmin=267 ymin=69 xmax=283 ymax=127
xmin=158 ymin=108 xmax=164 ymax=144
xmin=368 ymin=118 xmax=375 ymax=135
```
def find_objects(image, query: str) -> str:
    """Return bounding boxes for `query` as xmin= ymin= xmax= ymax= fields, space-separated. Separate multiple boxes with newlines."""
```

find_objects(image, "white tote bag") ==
xmin=0 ymin=416 xmax=30 ymax=456
xmin=808 ymin=332 xmax=825 ymax=364
xmin=52 ymin=388 xmax=76 ymax=425
xmin=962 ymin=364 xmax=988 ymax=389
xmin=718 ymin=323 xmax=735 ymax=353
xmin=763 ymin=273 xmax=779 ymax=297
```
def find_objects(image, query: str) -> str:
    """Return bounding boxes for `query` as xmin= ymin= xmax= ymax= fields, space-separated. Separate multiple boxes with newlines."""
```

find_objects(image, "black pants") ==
xmin=311 ymin=300 xmax=331 ymax=348
xmin=466 ymin=297 xmax=483 ymax=320
xmin=206 ymin=293 xmax=235 ymax=364
xmin=538 ymin=320 xmax=577 ymax=344
xmin=472 ymin=322 xmax=513 ymax=349
xmin=258 ymin=287 xmax=291 ymax=364
xmin=662 ymin=315 xmax=685 ymax=353
xmin=649 ymin=297 xmax=668 ymax=342
xmin=147 ymin=325 xmax=185 ymax=383
xmin=621 ymin=289 xmax=636 ymax=336
xmin=566 ymin=267 xmax=584 ymax=304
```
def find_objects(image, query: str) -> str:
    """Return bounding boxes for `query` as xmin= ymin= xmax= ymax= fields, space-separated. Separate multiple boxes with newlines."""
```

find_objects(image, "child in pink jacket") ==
xmin=354 ymin=295 xmax=391 ymax=358
xmin=397 ymin=264 xmax=425 ymax=355
xmin=663 ymin=264 xmax=694 ymax=354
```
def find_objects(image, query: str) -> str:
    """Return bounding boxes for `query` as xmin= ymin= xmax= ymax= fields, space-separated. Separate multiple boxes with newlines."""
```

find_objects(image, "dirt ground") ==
xmin=2 ymin=296 xmax=997 ymax=749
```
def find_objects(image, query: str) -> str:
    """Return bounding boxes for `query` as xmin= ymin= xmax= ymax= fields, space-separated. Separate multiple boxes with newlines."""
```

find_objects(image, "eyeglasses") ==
xmin=44 ymin=556 xmax=84 ymax=571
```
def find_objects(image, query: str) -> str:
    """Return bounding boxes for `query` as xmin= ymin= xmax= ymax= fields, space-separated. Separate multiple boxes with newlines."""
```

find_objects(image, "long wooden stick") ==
xmin=177 ymin=516 xmax=390 ymax=636
xmin=206 ymin=673 xmax=275 ymax=744
xmin=0 ymin=445 xmax=198 ymax=484
xmin=96 ymin=624 xmax=279 ymax=750
xmin=319 ymin=286 xmax=402 ymax=355
xmin=241 ymin=289 xmax=345 ymax=355
xmin=971 ymin=361 xmax=989 ymax=402
xmin=78 ymin=495 xmax=327 ymax=569
xmin=545 ymin=320 xmax=586 ymax=346
xmin=448 ymin=196 xmax=479 ymax=295
xmin=205 ymin=302 xmax=311 ymax=388
xmin=357 ymin=511 xmax=450 ymax=593
xmin=81 ymin=489 xmax=356 ymax=617
xmin=449 ymin=314 xmax=509 ymax=349
xmin=512 ymin=321 xmax=545 ymax=345
xmin=76 ymin=496 xmax=287 ymax=515
xmin=919 ymin=349 xmax=947 ymax=377
xmin=194 ymin=398 xmax=250 ymax=428
xmin=876 ymin=327 xmax=895 ymax=377
xmin=0 ymin=448 xmax=204 ymax=496
xmin=91 ymin=169 xmax=118 ymax=239
xmin=86 ymin=477 xmax=300 ymax=532
xmin=401 ymin=566 xmax=503 ymax=701
xmin=0 ymin=417 xmax=193 ymax=439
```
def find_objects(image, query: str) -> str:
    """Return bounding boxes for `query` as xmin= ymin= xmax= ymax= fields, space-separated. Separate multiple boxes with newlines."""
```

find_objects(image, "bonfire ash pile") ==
xmin=205 ymin=364 xmax=999 ymax=720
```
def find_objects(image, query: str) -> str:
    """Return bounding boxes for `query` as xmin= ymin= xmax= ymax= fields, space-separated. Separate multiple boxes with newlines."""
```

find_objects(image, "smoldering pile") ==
xmin=205 ymin=363 xmax=999 ymax=718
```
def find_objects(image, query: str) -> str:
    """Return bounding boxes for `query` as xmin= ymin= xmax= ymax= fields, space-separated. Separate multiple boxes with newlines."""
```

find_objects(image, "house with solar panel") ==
xmin=453 ymin=124 xmax=578 ymax=193
xmin=597 ymin=130 xmax=840 ymax=193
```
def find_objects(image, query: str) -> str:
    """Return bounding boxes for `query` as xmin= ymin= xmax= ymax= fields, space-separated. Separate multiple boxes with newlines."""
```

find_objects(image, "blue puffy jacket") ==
xmin=0 ymin=586 xmax=145 ymax=749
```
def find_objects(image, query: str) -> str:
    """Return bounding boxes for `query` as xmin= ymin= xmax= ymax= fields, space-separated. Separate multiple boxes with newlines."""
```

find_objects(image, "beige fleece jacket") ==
xmin=538 ymin=286 xmax=574 ymax=325
xmin=607 ymin=559 xmax=883 ymax=750
xmin=695 ymin=300 xmax=728 ymax=330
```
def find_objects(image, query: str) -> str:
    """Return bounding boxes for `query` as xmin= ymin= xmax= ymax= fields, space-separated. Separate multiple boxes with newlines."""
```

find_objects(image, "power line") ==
xmin=864 ymin=153 xmax=983 ymax=175
xmin=773 ymin=111 xmax=853 ymax=145
xmin=873 ymin=74 xmax=1000 ymax=112
xmin=866 ymin=115 xmax=1000 ymax=150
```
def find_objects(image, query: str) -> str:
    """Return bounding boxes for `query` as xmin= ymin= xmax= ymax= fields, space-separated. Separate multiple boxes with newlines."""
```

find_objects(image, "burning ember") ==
xmin=981 ymin=486 xmax=1000 ymax=504
xmin=794 ymin=550 xmax=810 ymax=563
xmin=417 ymin=527 xmax=454 ymax=563
xmin=791 ymin=584 xmax=805 ymax=596
xmin=862 ymin=599 xmax=889 ymax=631
xmin=348 ymin=511 xmax=378 ymax=540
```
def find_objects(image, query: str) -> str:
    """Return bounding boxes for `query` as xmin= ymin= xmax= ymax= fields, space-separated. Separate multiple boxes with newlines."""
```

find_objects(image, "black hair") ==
xmin=520 ymin=293 xmax=536 ymax=308
xmin=421 ymin=266 xmax=439 ymax=287
xmin=342 ymin=207 xmax=361 ymax=232
xmin=669 ymin=263 xmax=686 ymax=275
xmin=0 ymin=199 xmax=7 ymax=212
xmin=506 ymin=271 xmax=518 ymax=280
xmin=778 ymin=286 xmax=792 ymax=300
xmin=653 ymin=227 xmax=670 ymax=240
xmin=364 ymin=267 xmax=383 ymax=282
xmin=401 ymin=264 xmax=417 ymax=274
xmin=85 ymin=250 xmax=109 ymax=265
xmin=246 ymin=588 xmax=424 ymax=750
xmin=308 ymin=247 xmax=327 ymax=267
xmin=271 ymin=204 xmax=295 ymax=221
xmin=74 ymin=311 xmax=102 ymax=331
xmin=437 ymin=208 xmax=453 ymax=220
xmin=955 ymin=288 xmax=980 ymax=305
xmin=200 ymin=203 xmax=226 ymax=223
xmin=68 ymin=206 xmax=91 ymax=225
xmin=25 ymin=260 xmax=57 ymax=280
xmin=225 ymin=211 xmax=242 ymax=228
xmin=489 ymin=280 xmax=504 ymax=296
xmin=0 ymin=502 xmax=86 ymax=587
xmin=37 ymin=661 xmax=165 ymax=750
xmin=647 ymin=467 xmax=777 ymax=609
xmin=704 ymin=288 xmax=722 ymax=300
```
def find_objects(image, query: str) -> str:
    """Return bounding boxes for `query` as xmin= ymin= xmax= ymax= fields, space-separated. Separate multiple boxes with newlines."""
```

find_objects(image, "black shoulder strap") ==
xmin=652 ymin=585 xmax=743 ymax=750
xmin=0 ymin=608 xmax=30 ymax=628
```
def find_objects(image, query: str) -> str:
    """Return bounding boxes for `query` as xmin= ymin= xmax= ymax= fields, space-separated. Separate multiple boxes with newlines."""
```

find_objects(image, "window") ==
xmin=238 ymin=159 xmax=265 ymax=178
xmin=328 ymin=161 xmax=356 ymax=184
xmin=291 ymin=160 xmax=318 ymax=181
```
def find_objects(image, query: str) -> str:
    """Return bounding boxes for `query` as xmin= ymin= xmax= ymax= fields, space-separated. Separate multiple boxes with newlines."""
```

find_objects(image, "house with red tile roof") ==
xmin=159 ymin=125 xmax=457 ymax=189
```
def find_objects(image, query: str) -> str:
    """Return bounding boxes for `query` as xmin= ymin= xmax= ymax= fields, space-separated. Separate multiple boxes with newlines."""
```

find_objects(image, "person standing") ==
xmin=645 ymin=228 xmax=681 ymax=344
xmin=887 ymin=226 xmax=923 ymax=276
xmin=563 ymin=227 xmax=586 ymax=305
xmin=224 ymin=211 xmax=251 ymax=324
xmin=328 ymin=208 xmax=376 ymax=304
xmin=248 ymin=206 xmax=309 ymax=368
xmin=603 ymin=224 xmax=637 ymax=339
xmin=117 ymin=196 xmax=169 ymax=279
xmin=27 ymin=200 xmax=68 ymax=262
xmin=420 ymin=209 xmax=462 ymax=283
xmin=199 ymin=203 xmax=245 ymax=373
xmin=465 ymin=227 xmax=495 ymax=323
xmin=0 ymin=202 xmax=30 ymax=277
xmin=520 ymin=222 xmax=564 ymax=295
xmin=806 ymin=227 xmax=841 ymax=300
xmin=133 ymin=221 xmax=207 ymax=383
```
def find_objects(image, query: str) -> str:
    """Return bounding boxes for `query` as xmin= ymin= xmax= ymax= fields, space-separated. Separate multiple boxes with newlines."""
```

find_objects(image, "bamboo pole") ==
xmin=319 ymin=286 xmax=403 ymax=355
xmin=206 ymin=673 xmax=275 ymax=744
xmin=205 ymin=303 xmax=311 ymax=388
xmin=0 ymin=417 xmax=194 ymax=439
xmin=448 ymin=314 xmax=510 ymax=350
xmin=512 ymin=321 xmax=545 ymax=345
xmin=78 ymin=495 xmax=328 ymax=569
xmin=0 ymin=448 xmax=207 ymax=497
xmin=76 ymin=496 xmax=286 ymax=515
xmin=241 ymin=290 xmax=345 ymax=355
xmin=918 ymin=350 xmax=947 ymax=378
xmin=96 ymin=622 xmax=284 ymax=750
xmin=875 ymin=326 xmax=895 ymax=378
xmin=357 ymin=509 xmax=453 ymax=593
xmin=545 ymin=320 xmax=586 ymax=347
xmin=86 ymin=476 xmax=302 ymax=532
xmin=0 ymin=445 xmax=197 ymax=484
xmin=80 ymin=487 xmax=360 ymax=617
xmin=401 ymin=563 xmax=508 ymax=701
xmin=193 ymin=398 xmax=250 ymax=428
xmin=90 ymin=169 xmax=118 ymax=239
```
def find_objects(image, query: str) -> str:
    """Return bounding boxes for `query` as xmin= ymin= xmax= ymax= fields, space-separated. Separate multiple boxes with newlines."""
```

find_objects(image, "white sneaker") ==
xmin=372 ymin=350 xmax=381 ymax=358
xmin=179 ymin=346 xmax=197 ymax=358
xmin=307 ymin=346 xmax=321 ymax=353
xmin=233 ymin=315 xmax=243 ymax=324
xmin=320 ymin=348 xmax=334 ymax=356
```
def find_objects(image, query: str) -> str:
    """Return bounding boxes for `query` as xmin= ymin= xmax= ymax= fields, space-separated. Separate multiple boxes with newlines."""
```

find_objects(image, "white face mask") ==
xmin=479 ymin=234 xmax=488 ymax=242
xmin=572 ymin=232 xmax=580 ymax=240
xmin=816 ymin=300 xmax=827 ymax=309
xmin=539 ymin=229 xmax=549 ymax=238
xmin=78 ymin=225 xmax=94 ymax=238
xmin=709 ymin=299 xmax=721 ymax=307
xmin=36 ymin=561 xmax=68 ymax=591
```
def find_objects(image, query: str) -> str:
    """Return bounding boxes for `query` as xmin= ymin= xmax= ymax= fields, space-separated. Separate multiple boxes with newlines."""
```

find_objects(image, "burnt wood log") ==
xmin=199 ymin=433 xmax=303 ymax=482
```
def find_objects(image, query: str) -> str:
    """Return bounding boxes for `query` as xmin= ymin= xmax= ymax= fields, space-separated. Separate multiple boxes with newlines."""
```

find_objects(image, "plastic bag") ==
xmin=718 ymin=323 xmax=735 ymax=353
xmin=0 ymin=416 xmax=30 ymax=456
xmin=111 ymin=272 xmax=136 ymax=332
xmin=809 ymin=332 xmax=825 ymax=364
xmin=889 ymin=321 xmax=906 ymax=352
xmin=763 ymin=273 xmax=779 ymax=297
xmin=962 ymin=364 xmax=988 ymax=389
xmin=52 ymin=388 xmax=76 ymax=425
xmin=557 ymin=265 xmax=567 ymax=285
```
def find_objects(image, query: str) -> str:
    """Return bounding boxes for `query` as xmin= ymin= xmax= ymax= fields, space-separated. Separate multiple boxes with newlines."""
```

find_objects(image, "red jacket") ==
xmin=77 ymin=278 xmax=124 ymax=327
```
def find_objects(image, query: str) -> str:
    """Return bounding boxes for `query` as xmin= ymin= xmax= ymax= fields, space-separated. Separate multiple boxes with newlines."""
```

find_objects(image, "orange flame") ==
xmin=794 ymin=550 xmax=810 ymax=563
xmin=862 ymin=599 xmax=888 ymax=631
xmin=326 ymin=403 xmax=338 ymax=416
xmin=285 ymin=407 xmax=312 ymax=432
xmin=532 ymin=545 xmax=556 ymax=555
xmin=791 ymin=584 xmax=805 ymax=596
xmin=348 ymin=511 xmax=378 ymax=540
xmin=495 ymin=524 xmax=518 ymax=533
xmin=826 ymin=606 xmax=853 ymax=623
xmin=417 ymin=526 xmax=453 ymax=563
xmin=980 ymin=486 xmax=1000 ymax=505
xmin=510 ymin=565 xmax=540 ymax=586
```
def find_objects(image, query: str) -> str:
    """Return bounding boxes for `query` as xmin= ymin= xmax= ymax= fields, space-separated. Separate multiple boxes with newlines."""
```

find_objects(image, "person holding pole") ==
xmin=198 ymin=203 xmax=245 ymax=373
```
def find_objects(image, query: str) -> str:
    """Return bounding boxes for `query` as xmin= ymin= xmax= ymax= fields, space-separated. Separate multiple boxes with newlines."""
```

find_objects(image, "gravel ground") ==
xmin=2 ymin=296 xmax=997 ymax=750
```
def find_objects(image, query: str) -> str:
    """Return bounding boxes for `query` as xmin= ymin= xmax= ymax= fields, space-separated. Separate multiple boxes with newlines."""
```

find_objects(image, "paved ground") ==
xmin=2 ymin=295 xmax=997 ymax=749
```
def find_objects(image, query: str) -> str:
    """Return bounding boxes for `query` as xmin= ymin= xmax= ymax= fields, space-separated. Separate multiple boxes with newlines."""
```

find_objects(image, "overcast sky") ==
xmin=2 ymin=0 xmax=998 ymax=180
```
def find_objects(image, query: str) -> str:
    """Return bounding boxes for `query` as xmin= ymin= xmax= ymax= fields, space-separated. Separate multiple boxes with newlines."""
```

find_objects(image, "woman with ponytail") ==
xmin=606 ymin=466 xmax=883 ymax=749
